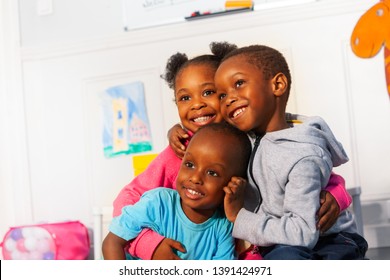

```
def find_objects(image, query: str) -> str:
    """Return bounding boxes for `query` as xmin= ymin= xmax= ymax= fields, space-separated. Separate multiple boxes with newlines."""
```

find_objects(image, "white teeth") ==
xmin=233 ymin=108 xmax=245 ymax=118
xmin=193 ymin=116 xmax=211 ymax=123
xmin=187 ymin=188 xmax=204 ymax=196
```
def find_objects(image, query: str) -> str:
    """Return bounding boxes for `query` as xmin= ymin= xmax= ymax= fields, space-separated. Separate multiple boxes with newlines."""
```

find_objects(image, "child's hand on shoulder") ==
xmin=168 ymin=123 xmax=189 ymax=159
xmin=152 ymin=238 xmax=186 ymax=260
xmin=223 ymin=177 xmax=247 ymax=223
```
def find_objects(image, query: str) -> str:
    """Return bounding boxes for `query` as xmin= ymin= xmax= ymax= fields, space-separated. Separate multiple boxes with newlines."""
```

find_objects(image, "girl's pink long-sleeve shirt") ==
xmin=112 ymin=145 xmax=181 ymax=259
xmin=112 ymin=142 xmax=352 ymax=260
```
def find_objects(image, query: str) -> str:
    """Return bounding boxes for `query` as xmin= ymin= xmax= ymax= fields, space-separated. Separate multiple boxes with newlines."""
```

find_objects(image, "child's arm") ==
xmin=112 ymin=146 xmax=183 ymax=259
xmin=129 ymin=230 xmax=185 ymax=260
xmin=324 ymin=172 xmax=352 ymax=211
xmin=111 ymin=189 xmax=185 ymax=260
xmin=232 ymin=161 xmax=335 ymax=248
xmin=102 ymin=232 xmax=128 ymax=260
xmin=167 ymin=123 xmax=189 ymax=159
xmin=318 ymin=172 xmax=352 ymax=232
xmin=128 ymin=229 xmax=166 ymax=259
xmin=151 ymin=238 xmax=186 ymax=260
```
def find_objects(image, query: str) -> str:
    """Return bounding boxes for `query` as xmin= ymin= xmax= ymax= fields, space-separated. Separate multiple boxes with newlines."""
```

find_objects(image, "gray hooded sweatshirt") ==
xmin=233 ymin=114 xmax=357 ymax=249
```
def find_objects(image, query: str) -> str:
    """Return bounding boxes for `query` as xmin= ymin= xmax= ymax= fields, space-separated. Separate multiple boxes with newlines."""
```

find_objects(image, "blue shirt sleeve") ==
xmin=109 ymin=189 xmax=163 ymax=241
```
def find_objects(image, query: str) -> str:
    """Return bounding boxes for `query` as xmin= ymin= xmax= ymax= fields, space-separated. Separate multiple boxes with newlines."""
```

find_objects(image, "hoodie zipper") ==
xmin=249 ymin=135 xmax=262 ymax=213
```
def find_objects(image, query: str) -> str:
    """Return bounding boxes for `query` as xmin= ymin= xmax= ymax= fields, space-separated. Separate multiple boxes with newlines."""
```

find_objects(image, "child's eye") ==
xmin=207 ymin=170 xmax=218 ymax=177
xmin=203 ymin=89 xmax=216 ymax=97
xmin=235 ymin=79 xmax=245 ymax=88
xmin=184 ymin=161 xmax=194 ymax=168
xmin=219 ymin=93 xmax=227 ymax=100
xmin=178 ymin=95 xmax=191 ymax=102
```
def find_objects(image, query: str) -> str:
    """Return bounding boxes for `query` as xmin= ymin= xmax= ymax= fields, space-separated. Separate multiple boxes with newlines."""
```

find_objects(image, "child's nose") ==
xmin=191 ymin=100 xmax=207 ymax=110
xmin=189 ymin=171 xmax=203 ymax=185
xmin=225 ymin=93 xmax=238 ymax=107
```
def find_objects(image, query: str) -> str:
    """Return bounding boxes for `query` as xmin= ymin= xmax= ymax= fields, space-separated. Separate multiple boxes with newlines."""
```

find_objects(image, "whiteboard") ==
xmin=122 ymin=0 xmax=226 ymax=30
xmin=122 ymin=0 xmax=318 ymax=30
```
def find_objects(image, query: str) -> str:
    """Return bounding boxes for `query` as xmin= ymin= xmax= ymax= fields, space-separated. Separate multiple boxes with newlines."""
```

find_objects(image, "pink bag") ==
xmin=1 ymin=221 xmax=90 ymax=260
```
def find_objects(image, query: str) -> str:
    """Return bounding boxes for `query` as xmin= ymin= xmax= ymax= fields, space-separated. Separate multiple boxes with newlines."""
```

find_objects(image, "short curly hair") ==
xmin=194 ymin=122 xmax=251 ymax=178
xmin=222 ymin=45 xmax=292 ymax=97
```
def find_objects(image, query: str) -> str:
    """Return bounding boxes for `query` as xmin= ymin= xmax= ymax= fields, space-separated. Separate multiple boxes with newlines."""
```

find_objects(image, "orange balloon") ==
xmin=385 ymin=46 xmax=390 ymax=96
xmin=351 ymin=2 xmax=390 ymax=58
xmin=351 ymin=1 xmax=390 ymax=98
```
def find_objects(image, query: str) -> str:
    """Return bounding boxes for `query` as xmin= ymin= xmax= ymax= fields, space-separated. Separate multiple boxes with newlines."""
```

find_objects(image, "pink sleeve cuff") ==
xmin=325 ymin=173 xmax=352 ymax=211
xmin=128 ymin=229 xmax=165 ymax=260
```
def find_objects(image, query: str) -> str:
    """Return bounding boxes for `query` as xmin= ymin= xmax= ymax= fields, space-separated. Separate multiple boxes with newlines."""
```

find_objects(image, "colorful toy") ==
xmin=1 ymin=221 xmax=90 ymax=260
xmin=350 ymin=0 xmax=390 ymax=98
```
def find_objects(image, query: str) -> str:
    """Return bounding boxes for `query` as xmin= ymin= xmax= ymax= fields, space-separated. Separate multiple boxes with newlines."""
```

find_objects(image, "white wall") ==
xmin=1 ymin=0 xmax=389 ymax=248
xmin=18 ymin=0 xmax=124 ymax=47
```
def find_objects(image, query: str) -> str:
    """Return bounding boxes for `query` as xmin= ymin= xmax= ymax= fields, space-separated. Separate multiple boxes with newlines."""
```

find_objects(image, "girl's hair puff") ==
xmin=161 ymin=42 xmax=237 ymax=91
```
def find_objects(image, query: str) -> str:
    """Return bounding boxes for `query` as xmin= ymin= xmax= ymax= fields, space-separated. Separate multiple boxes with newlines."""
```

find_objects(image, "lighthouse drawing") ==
xmin=102 ymin=81 xmax=153 ymax=158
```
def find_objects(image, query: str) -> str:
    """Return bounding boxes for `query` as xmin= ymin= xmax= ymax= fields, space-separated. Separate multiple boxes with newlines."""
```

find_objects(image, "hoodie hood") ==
xmin=266 ymin=113 xmax=349 ymax=167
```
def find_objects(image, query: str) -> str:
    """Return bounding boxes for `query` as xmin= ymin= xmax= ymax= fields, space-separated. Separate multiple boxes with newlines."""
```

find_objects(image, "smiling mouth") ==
xmin=191 ymin=114 xmax=215 ymax=124
xmin=230 ymin=107 xmax=246 ymax=119
xmin=184 ymin=187 xmax=205 ymax=200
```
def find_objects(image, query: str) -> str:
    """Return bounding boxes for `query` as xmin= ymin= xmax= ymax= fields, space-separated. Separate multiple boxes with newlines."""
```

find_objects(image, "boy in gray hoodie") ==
xmin=216 ymin=45 xmax=368 ymax=259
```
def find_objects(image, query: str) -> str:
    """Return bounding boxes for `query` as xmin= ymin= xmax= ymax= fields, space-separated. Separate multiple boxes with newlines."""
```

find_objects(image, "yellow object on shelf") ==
xmin=225 ymin=0 xmax=254 ymax=9
xmin=132 ymin=153 xmax=158 ymax=176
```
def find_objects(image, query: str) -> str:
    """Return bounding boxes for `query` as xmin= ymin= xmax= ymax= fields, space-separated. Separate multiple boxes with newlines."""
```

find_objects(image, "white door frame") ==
xmin=0 ymin=0 xmax=33 ymax=237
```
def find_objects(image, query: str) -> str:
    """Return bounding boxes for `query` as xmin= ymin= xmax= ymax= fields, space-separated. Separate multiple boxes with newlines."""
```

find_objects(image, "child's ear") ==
xmin=271 ymin=73 xmax=288 ymax=97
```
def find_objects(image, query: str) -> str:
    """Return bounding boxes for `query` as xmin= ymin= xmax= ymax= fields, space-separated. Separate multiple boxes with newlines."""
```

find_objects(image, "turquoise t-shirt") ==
xmin=109 ymin=188 xmax=236 ymax=260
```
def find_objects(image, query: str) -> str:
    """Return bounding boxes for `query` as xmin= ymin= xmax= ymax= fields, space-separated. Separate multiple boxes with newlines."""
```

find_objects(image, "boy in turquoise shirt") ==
xmin=103 ymin=122 xmax=251 ymax=260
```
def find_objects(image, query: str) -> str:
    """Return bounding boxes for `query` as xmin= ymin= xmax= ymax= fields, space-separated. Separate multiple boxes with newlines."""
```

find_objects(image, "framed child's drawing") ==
xmin=101 ymin=81 xmax=153 ymax=158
